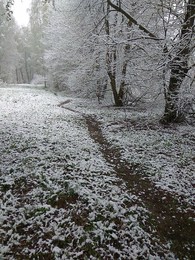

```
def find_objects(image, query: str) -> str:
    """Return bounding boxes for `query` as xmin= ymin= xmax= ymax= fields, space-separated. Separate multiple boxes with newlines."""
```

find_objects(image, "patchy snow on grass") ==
xmin=101 ymin=120 xmax=195 ymax=207
xmin=66 ymin=97 xmax=195 ymax=208
xmin=0 ymin=86 xmax=175 ymax=259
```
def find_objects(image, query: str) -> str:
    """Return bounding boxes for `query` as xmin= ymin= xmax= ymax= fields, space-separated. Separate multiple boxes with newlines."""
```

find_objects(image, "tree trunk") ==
xmin=160 ymin=0 xmax=195 ymax=123
xmin=118 ymin=61 xmax=127 ymax=105
xmin=105 ymin=2 xmax=123 ymax=106
xmin=20 ymin=68 xmax=25 ymax=83
xmin=25 ymin=52 xmax=31 ymax=83
xmin=16 ymin=68 xmax=19 ymax=84
xmin=161 ymin=58 xmax=188 ymax=123
xmin=108 ymin=70 xmax=123 ymax=106
xmin=105 ymin=1 xmax=131 ymax=107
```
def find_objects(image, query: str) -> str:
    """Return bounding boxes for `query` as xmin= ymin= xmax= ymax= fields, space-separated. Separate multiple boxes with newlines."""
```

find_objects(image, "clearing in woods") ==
xmin=0 ymin=85 xmax=194 ymax=259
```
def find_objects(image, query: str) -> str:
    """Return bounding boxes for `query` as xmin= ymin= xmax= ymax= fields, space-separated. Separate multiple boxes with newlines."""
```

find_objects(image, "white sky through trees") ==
xmin=12 ymin=0 xmax=32 ymax=27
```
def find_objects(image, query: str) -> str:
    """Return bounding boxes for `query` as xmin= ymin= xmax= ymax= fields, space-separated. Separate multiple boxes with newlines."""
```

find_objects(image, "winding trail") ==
xmin=59 ymin=100 xmax=195 ymax=259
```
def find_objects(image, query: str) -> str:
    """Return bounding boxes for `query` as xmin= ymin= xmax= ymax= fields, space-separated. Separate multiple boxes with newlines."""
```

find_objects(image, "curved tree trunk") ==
xmin=160 ymin=0 xmax=195 ymax=123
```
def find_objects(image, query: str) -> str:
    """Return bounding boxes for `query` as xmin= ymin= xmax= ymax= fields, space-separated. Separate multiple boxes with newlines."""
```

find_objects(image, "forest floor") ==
xmin=0 ymin=84 xmax=194 ymax=259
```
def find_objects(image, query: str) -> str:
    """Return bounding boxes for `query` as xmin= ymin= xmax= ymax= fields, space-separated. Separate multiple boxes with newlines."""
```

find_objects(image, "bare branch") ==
xmin=107 ymin=0 xmax=159 ymax=40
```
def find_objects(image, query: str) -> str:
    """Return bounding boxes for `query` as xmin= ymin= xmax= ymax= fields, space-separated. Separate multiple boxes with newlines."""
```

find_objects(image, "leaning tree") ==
xmin=107 ymin=0 xmax=195 ymax=123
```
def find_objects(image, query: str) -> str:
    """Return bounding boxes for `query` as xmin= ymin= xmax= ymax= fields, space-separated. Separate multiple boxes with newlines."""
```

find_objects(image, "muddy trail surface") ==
xmin=59 ymin=101 xmax=195 ymax=259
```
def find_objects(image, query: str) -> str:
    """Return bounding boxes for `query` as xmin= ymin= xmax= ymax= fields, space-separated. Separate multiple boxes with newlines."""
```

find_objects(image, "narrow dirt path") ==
xmin=59 ymin=102 xmax=195 ymax=259
xmin=85 ymin=115 xmax=195 ymax=260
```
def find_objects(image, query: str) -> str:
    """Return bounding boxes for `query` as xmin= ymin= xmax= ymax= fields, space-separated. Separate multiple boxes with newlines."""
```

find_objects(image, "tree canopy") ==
xmin=1 ymin=0 xmax=195 ymax=123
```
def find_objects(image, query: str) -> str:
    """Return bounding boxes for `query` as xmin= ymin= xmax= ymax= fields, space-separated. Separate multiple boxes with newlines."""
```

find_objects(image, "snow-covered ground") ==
xmin=0 ymin=85 xmax=194 ymax=259
xmin=101 ymin=120 xmax=195 ymax=207
xmin=68 ymin=97 xmax=195 ymax=207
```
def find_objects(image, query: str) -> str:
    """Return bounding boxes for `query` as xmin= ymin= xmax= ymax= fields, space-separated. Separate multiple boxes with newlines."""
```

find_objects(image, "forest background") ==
xmin=0 ymin=0 xmax=195 ymax=123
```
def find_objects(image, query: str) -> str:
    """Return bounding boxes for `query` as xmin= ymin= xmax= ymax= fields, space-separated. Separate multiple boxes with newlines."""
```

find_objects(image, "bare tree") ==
xmin=107 ymin=0 xmax=195 ymax=122
xmin=161 ymin=0 xmax=195 ymax=123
